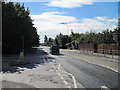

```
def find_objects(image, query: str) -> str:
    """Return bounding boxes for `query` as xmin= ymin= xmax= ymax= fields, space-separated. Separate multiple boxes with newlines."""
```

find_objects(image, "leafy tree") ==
xmin=54 ymin=33 xmax=71 ymax=48
xmin=44 ymin=35 xmax=48 ymax=43
xmin=2 ymin=2 xmax=39 ymax=54
xmin=113 ymin=28 xmax=119 ymax=44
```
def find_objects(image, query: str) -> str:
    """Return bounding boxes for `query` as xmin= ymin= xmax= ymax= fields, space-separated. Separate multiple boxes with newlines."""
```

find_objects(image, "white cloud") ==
xmin=96 ymin=16 xmax=118 ymax=22
xmin=31 ymin=12 xmax=77 ymax=24
xmin=67 ymin=17 xmax=118 ymax=33
xmin=48 ymin=0 xmax=93 ymax=8
xmin=30 ymin=13 xmax=117 ymax=42
xmin=30 ymin=12 xmax=77 ymax=42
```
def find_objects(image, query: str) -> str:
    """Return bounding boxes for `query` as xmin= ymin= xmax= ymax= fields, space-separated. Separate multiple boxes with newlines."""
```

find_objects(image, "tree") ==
xmin=113 ymin=28 xmax=119 ymax=44
xmin=54 ymin=33 xmax=71 ymax=48
xmin=2 ymin=2 xmax=39 ymax=54
xmin=44 ymin=35 xmax=48 ymax=45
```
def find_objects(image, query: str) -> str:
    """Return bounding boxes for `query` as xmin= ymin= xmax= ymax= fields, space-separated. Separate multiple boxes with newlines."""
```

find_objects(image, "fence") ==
xmin=78 ymin=43 xmax=120 ymax=59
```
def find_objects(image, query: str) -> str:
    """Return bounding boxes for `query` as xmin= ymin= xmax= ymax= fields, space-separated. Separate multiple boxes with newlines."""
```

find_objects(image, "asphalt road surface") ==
xmin=43 ymin=46 xmax=118 ymax=89
xmin=2 ymin=46 xmax=119 ymax=89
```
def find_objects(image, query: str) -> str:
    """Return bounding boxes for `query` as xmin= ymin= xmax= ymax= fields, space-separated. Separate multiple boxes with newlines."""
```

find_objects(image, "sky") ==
xmin=7 ymin=0 xmax=119 ymax=43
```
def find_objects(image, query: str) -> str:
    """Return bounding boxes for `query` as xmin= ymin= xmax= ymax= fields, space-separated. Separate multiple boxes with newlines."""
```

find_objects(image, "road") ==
xmin=1 ymin=46 xmax=118 ymax=89
xmin=2 ymin=47 xmax=81 ymax=88
xmin=43 ymin=46 xmax=118 ymax=89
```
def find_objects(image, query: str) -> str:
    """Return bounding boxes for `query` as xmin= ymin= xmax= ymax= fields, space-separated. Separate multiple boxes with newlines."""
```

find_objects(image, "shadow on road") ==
xmin=53 ymin=53 xmax=64 ymax=56
xmin=2 ymin=47 xmax=55 ymax=74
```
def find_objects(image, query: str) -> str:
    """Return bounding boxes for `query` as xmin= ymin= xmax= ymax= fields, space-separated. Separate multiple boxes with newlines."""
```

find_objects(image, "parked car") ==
xmin=50 ymin=45 xmax=60 ymax=55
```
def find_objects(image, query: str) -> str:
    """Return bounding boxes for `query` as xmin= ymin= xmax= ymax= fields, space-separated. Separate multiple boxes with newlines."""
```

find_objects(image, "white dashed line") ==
xmin=58 ymin=73 xmax=61 ymax=76
xmin=49 ymin=61 xmax=71 ymax=88
xmin=44 ymin=54 xmax=78 ymax=88
xmin=101 ymin=86 xmax=111 ymax=90
xmin=57 ymin=64 xmax=77 ymax=88
xmin=72 ymin=75 xmax=77 ymax=88
xmin=57 ymin=64 xmax=61 ymax=70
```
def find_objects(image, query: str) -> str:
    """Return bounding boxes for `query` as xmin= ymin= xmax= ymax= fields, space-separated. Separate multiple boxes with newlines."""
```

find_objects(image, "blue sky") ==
xmin=9 ymin=0 xmax=119 ymax=42
xmin=23 ymin=2 xmax=118 ymax=19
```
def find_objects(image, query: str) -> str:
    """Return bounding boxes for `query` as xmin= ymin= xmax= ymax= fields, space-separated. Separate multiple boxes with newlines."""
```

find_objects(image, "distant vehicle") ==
xmin=50 ymin=45 xmax=60 ymax=55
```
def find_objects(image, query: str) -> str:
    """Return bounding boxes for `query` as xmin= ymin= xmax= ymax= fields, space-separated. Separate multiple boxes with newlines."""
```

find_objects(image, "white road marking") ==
xmin=101 ymin=86 xmax=111 ymax=90
xmin=57 ymin=64 xmax=61 ymax=70
xmin=60 ymin=69 xmax=73 ymax=76
xmin=72 ymin=75 xmax=77 ymax=88
xmin=49 ymin=61 xmax=71 ymax=88
xmin=63 ymin=80 xmax=68 ymax=85
xmin=58 ymin=73 xmax=61 ymax=76
xmin=67 ymin=86 xmax=71 ymax=88
xmin=58 ymin=64 xmax=77 ymax=88
xmin=43 ymin=54 xmax=78 ymax=88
